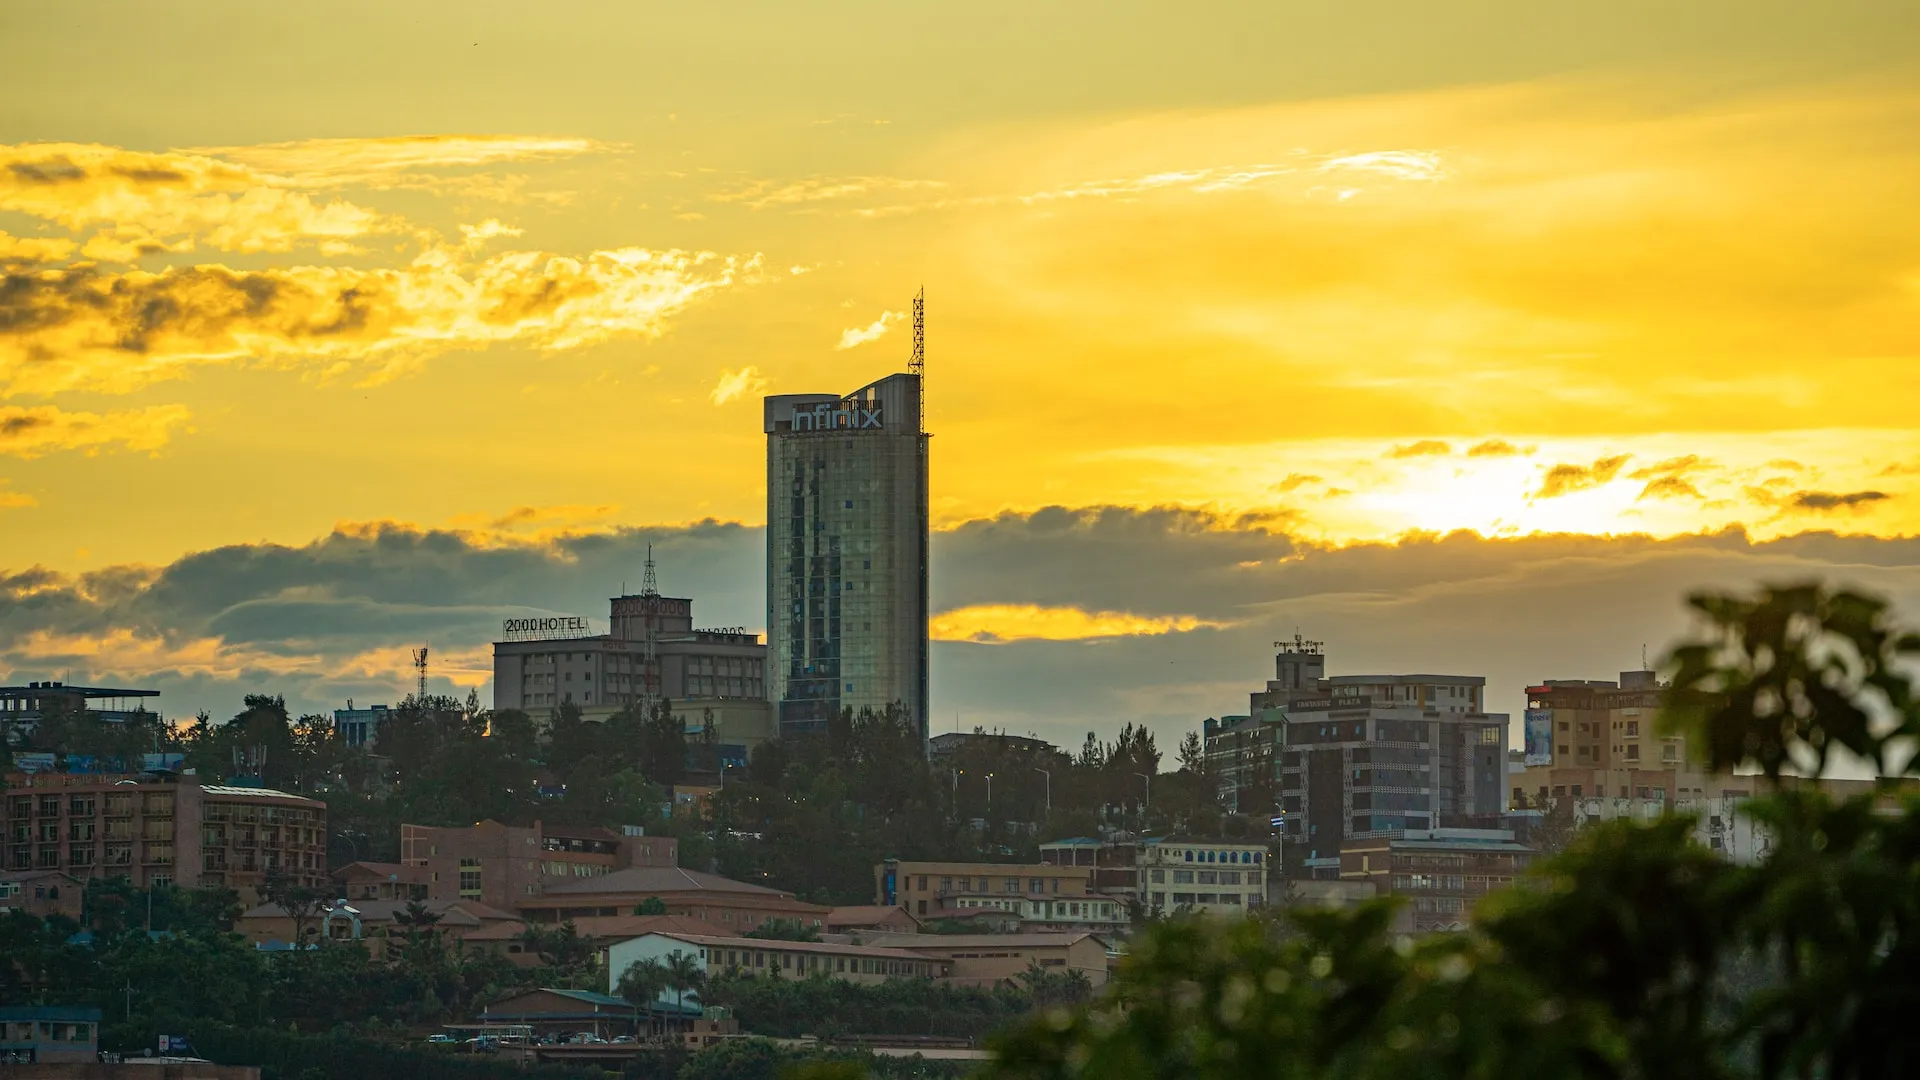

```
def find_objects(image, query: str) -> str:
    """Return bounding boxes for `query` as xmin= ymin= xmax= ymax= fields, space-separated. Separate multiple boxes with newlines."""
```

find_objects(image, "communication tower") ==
xmin=413 ymin=646 xmax=429 ymax=702
xmin=909 ymin=287 xmax=925 ymax=434
xmin=640 ymin=546 xmax=661 ymax=711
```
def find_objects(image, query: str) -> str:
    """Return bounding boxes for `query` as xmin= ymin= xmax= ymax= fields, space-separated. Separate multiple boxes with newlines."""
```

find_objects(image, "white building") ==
xmin=608 ymin=931 xmax=949 ymax=1002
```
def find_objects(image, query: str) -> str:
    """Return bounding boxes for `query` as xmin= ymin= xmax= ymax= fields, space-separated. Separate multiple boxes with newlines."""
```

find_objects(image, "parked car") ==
xmin=426 ymin=1034 xmax=457 ymax=1045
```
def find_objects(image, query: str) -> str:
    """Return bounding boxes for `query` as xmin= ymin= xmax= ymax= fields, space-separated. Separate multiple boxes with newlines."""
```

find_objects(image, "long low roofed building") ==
xmin=608 ymin=931 xmax=953 ymax=999
xmin=517 ymin=865 xmax=830 ymax=933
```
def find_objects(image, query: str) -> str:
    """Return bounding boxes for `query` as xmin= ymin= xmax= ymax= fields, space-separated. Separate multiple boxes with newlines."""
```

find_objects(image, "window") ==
xmin=1150 ymin=869 xmax=1165 ymax=884
xmin=1172 ymin=870 xmax=1194 ymax=885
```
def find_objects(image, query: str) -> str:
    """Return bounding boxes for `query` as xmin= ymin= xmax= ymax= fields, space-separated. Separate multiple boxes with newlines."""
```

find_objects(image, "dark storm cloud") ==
xmin=1533 ymin=454 xmax=1631 ymax=498
xmin=8 ymin=509 xmax=1920 ymax=751
xmin=1787 ymin=490 xmax=1890 ymax=511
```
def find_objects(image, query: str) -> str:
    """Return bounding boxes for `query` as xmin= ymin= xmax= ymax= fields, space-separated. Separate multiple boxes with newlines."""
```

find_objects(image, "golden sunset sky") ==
xmin=4 ymin=2 xmax=1919 ymax=733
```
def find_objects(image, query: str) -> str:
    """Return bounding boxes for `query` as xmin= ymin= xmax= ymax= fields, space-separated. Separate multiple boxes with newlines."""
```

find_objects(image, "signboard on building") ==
xmin=1524 ymin=708 xmax=1554 ymax=767
xmin=142 ymin=752 xmax=186 ymax=773
xmin=789 ymin=400 xmax=883 ymax=432
xmin=501 ymin=615 xmax=595 ymax=642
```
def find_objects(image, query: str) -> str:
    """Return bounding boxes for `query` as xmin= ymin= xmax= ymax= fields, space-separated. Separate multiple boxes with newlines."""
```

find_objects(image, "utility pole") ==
xmin=1134 ymin=772 xmax=1152 ymax=821
xmin=1033 ymin=767 xmax=1051 ymax=816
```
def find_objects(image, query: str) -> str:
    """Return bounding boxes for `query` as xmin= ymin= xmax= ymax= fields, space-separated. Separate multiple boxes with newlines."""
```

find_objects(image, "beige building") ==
xmin=1040 ymin=836 xmax=1270 ymax=918
xmin=237 ymin=896 xmax=524 ymax=956
xmin=875 ymin=859 xmax=1095 ymax=920
xmin=400 ymin=819 xmax=677 ymax=909
xmin=1515 ymin=673 xmax=1699 ymax=804
xmin=1340 ymin=828 xmax=1535 ymax=933
xmin=609 ymin=931 xmax=951 ymax=998
xmin=516 ymin=865 xmax=830 ymax=932
xmin=848 ymin=931 xmax=1114 ymax=987
xmin=2 ymin=773 xmax=326 ymax=904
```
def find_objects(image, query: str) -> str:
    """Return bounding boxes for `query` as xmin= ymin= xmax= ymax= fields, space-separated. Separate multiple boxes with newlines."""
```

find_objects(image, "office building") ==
xmin=764 ymin=369 xmax=930 ymax=739
xmin=331 ymin=704 xmax=388 ymax=749
xmin=1514 ymin=672 xmax=1700 ymax=804
xmin=874 ymin=858 xmax=1107 ymax=927
xmin=491 ymin=579 xmax=774 ymax=763
xmin=1037 ymin=836 xmax=1270 ymax=918
xmin=0 ymin=682 xmax=159 ymax=744
xmin=0 ymin=774 xmax=326 ymax=903
xmin=399 ymin=819 xmax=678 ymax=909
xmin=1340 ymin=827 xmax=1535 ymax=933
xmin=1205 ymin=639 xmax=1510 ymax=878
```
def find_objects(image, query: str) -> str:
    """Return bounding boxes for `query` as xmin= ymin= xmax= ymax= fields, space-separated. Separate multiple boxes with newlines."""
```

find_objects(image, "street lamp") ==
xmin=1133 ymin=772 xmax=1152 ymax=820
xmin=986 ymin=772 xmax=994 ymax=812
xmin=1032 ymin=767 xmax=1051 ymax=816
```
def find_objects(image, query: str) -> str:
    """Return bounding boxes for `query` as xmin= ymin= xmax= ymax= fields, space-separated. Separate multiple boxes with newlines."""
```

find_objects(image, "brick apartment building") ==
xmin=1 ymin=773 xmax=327 ymax=903
xmin=1340 ymin=827 xmax=1535 ymax=933
xmin=399 ymin=820 xmax=678 ymax=909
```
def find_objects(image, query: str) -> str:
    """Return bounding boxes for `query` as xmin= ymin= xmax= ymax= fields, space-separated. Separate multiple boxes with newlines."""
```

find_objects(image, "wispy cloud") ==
xmin=1386 ymin=439 xmax=1452 ymax=458
xmin=186 ymin=134 xmax=611 ymax=187
xmin=1533 ymin=454 xmax=1631 ymax=499
xmin=0 ymin=246 xmax=761 ymax=397
xmin=0 ymin=404 xmax=192 ymax=458
xmin=1466 ymin=439 xmax=1531 ymax=458
xmin=710 ymin=366 xmax=770 ymax=405
xmin=710 ymin=175 xmax=946 ymax=210
xmin=931 ymin=603 xmax=1227 ymax=643
xmin=836 ymin=310 xmax=905 ymax=350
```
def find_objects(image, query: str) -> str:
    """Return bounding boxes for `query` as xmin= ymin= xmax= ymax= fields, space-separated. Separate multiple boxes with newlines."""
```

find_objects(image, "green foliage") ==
xmin=984 ymin=582 xmax=1920 ymax=1080
xmin=742 ymin=918 xmax=821 ymax=942
xmin=678 ymin=1037 xmax=968 ymax=1080
xmin=186 ymin=1023 xmax=584 ymax=1080
xmin=703 ymin=972 xmax=1043 ymax=1040
xmin=618 ymin=957 xmax=671 ymax=1009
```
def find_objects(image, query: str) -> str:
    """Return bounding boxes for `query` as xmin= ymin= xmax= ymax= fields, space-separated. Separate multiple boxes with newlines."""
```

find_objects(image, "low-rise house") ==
xmin=479 ymin=988 xmax=644 ymax=1041
xmin=1 ymin=1005 xmax=100 ymax=1063
xmin=608 ymin=931 xmax=951 ymax=1000
xmin=825 ymin=905 xmax=921 ymax=934
xmin=332 ymin=860 xmax=429 ymax=902
xmin=238 ymin=897 xmax=524 ymax=956
xmin=516 ymin=866 xmax=829 ymax=934
xmin=849 ymin=931 xmax=1114 ymax=987
xmin=0 ymin=870 xmax=83 ymax=922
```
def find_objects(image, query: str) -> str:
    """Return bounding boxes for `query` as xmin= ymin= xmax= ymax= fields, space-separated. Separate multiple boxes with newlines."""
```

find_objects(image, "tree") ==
xmin=617 ymin=957 xmax=671 ymax=1028
xmin=388 ymin=899 xmax=444 ymax=958
xmin=742 ymin=918 xmax=819 ymax=942
xmin=662 ymin=949 xmax=706 ymax=1017
xmin=984 ymin=582 xmax=1920 ymax=1080
xmin=262 ymin=867 xmax=331 ymax=946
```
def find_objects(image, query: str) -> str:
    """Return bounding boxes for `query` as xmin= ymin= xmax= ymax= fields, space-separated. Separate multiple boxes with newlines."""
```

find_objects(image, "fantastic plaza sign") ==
xmin=790 ymin=400 xmax=883 ymax=432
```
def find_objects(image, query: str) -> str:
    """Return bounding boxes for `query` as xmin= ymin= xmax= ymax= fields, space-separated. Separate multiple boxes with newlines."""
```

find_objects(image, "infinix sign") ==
xmin=790 ymin=401 xmax=883 ymax=432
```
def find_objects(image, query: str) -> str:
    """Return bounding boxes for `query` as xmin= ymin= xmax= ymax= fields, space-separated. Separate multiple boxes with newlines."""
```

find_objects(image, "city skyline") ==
xmin=4 ymin=3 xmax=1920 ymax=746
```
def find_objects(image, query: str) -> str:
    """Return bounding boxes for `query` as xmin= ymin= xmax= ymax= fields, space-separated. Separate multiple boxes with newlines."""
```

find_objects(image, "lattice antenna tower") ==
xmin=909 ymin=287 xmax=925 ymax=434
xmin=641 ymin=544 xmax=661 ymax=709
xmin=413 ymin=646 xmax=429 ymax=702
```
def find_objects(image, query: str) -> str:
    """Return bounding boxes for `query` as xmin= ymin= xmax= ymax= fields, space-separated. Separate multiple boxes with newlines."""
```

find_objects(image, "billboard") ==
xmin=13 ymin=752 xmax=55 ymax=774
xmin=1523 ymin=709 xmax=1554 ymax=767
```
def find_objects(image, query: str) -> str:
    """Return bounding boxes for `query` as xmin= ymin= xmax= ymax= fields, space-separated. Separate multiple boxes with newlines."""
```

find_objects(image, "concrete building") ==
xmin=491 ymin=584 xmax=774 ymax=765
xmin=1 ymin=774 xmax=326 ymax=903
xmin=1513 ymin=673 xmax=1703 ymax=804
xmin=827 ymin=905 xmax=923 ymax=934
xmin=610 ymin=931 xmax=951 ymax=1000
xmin=400 ymin=820 xmax=677 ymax=910
xmin=332 ymin=860 xmax=430 ymax=902
xmin=516 ymin=865 xmax=830 ymax=932
xmin=1038 ymin=836 xmax=1270 ymax=918
xmin=845 ymin=931 xmax=1114 ymax=987
xmin=1339 ymin=827 xmax=1536 ymax=933
xmin=764 ymin=370 xmax=930 ymax=740
xmin=1206 ymin=639 xmax=1509 ymax=879
xmin=0 ymin=682 xmax=159 ymax=745
xmin=875 ymin=859 xmax=1096 ymax=921
xmin=331 ymin=704 xmax=389 ymax=749
xmin=0 ymin=870 xmax=83 ymax=921
xmin=1 ymin=1006 xmax=101 ymax=1064
xmin=926 ymin=731 xmax=1057 ymax=766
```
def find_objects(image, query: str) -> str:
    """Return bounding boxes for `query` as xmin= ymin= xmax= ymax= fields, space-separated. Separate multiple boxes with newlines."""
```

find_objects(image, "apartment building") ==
xmin=399 ymin=819 xmax=677 ymax=909
xmin=1340 ymin=828 xmax=1535 ymax=933
xmin=874 ymin=859 xmax=1095 ymax=920
xmin=1 ymin=773 xmax=326 ymax=903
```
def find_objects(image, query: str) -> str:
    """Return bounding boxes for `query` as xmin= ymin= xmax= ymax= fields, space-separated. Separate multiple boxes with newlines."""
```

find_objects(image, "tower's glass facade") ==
xmin=763 ymin=372 xmax=929 ymax=741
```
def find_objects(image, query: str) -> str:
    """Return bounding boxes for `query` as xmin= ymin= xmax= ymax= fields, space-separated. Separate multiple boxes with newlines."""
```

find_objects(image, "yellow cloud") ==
xmin=931 ymin=603 xmax=1227 ymax=642
xmin=0 ymin=142 xmax=392 ymax=257
xmin=710 ymin=366 xmax=770 ymax=405
xmin=0 ymin=231 xmax=77 ymax=263
xmin=11 ymin=627 xmax=492 ymax=688
xmin=187 ymin=134 xmax=611 ymax=187
xmin=836 ymin=311 xmax=904 ymax=349
xmin=0 ymin=489 xmax=35 ymax=509
xmin=0 ymin=404 xmax=192 ymax=458
xmin=0 ymin=246 xmax=759 ymax=397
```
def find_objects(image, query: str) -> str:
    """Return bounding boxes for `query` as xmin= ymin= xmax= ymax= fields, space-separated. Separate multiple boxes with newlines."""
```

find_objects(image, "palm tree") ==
xmin=616 ymin=958 xmax=671 ymax=1035
xmin=389 ymin=899 xmax=443 ymax=960
xmin=661 ymin=949 xmax=706 ymax=1022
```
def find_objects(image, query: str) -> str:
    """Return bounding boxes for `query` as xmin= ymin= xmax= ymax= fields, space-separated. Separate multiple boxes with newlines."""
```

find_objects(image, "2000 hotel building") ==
xmin=763 ymin=371 xmax=930 ymax=740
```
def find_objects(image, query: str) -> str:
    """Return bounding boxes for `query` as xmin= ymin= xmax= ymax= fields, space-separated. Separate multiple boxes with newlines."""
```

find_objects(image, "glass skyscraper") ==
xmin=763 ymin=372 xmax=929 ymax=740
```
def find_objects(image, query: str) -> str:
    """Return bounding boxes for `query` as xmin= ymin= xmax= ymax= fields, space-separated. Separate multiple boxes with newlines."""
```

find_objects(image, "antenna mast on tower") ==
xmin=413 ymin=646 xmax=429 ymax=703
xmin=909 ymin=287 xmax=925 ymax=434
xmin=641 ymin=545 xmax=661 ymax=711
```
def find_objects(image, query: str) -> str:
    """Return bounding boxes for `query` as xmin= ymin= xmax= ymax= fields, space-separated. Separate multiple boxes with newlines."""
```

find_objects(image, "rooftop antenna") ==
xmin=413 ymin=646 xmax=429 ymax=702
xmin=909 ymin=287 xmax=925 ymax=435
xmin=641 ymin=544 xmax=661 ymax=710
